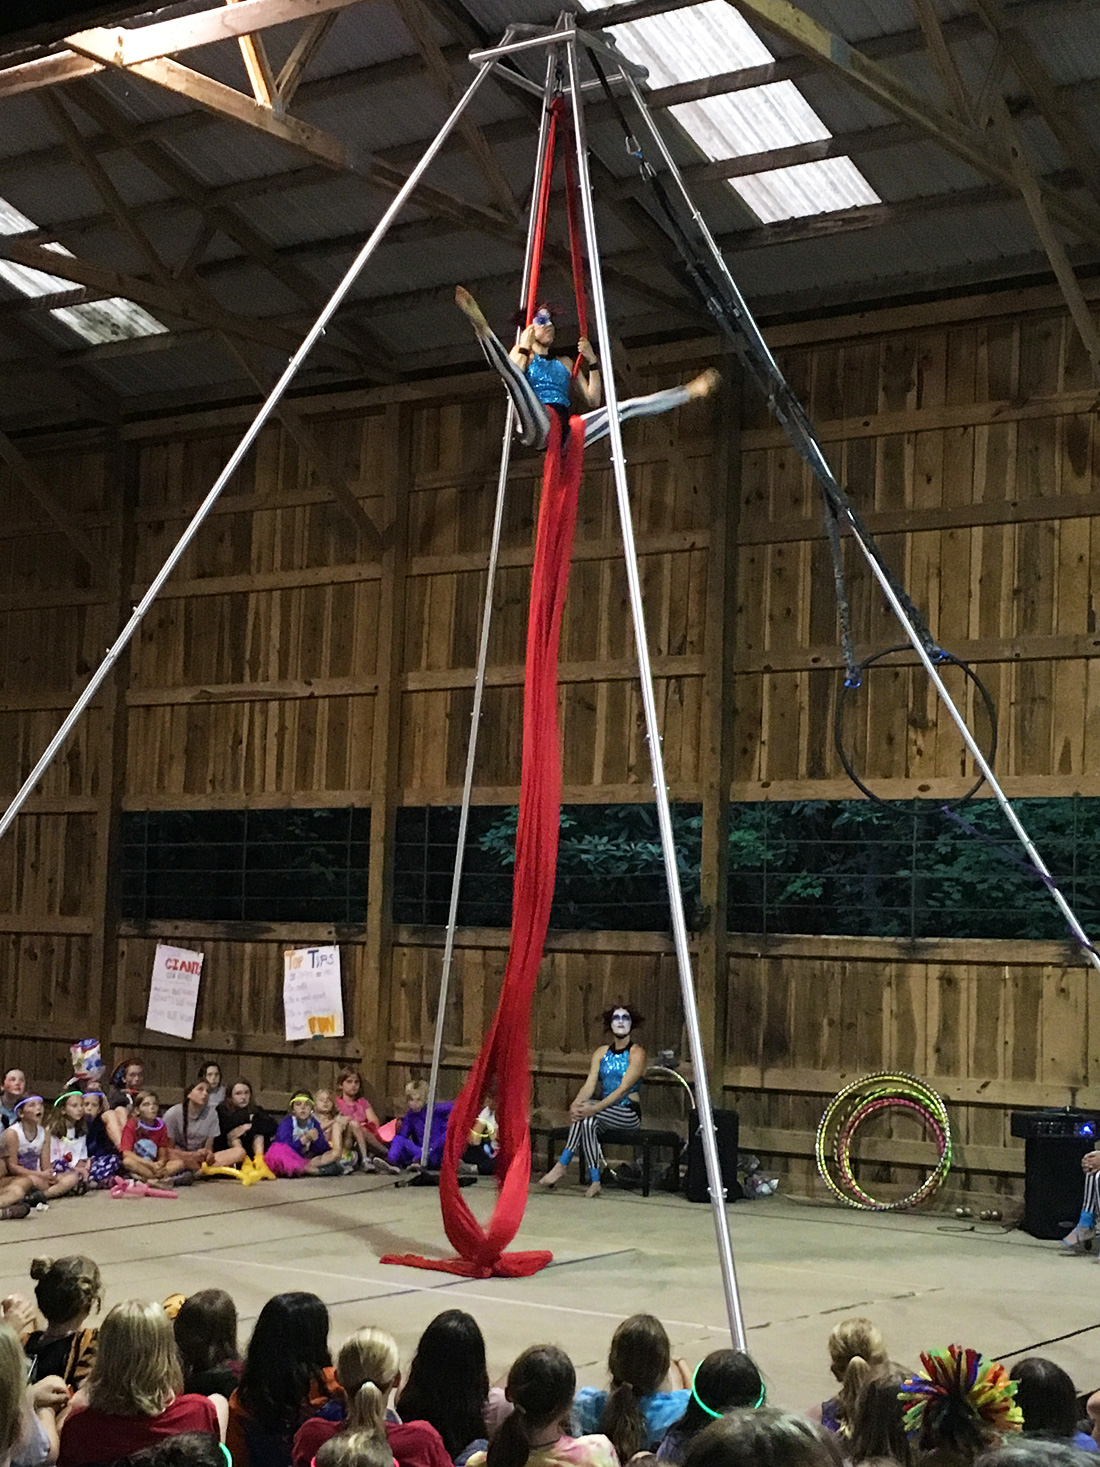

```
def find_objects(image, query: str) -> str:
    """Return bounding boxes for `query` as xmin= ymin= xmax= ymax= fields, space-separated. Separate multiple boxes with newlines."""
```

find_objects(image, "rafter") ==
xmin=973 ymin=0 xmax=1100 ymax=205
xmin=0 ymin=429 xmax=100 ymax=569
xmin=0 ymin=0 xmax=368 ymax=98
xmin=390 ymin=0 xmax=520 ymax=220
xmin=910 ymin=0 xmax=974 ymax=121
xmin=225 ymin=0 xmax=280 ymax=108
xmin=725 ymin=0 xmax=1100 ymax=248
xmin=276 ymin=13 xmax=338 ymax=104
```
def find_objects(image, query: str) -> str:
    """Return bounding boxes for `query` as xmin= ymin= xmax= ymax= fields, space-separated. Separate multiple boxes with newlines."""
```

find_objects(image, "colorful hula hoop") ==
xmin=816 ymin=1072 xmax=952 ymax=1211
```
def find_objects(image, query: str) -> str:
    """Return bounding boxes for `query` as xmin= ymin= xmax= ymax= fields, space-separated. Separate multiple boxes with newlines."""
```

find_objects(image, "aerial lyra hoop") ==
xmin=816 ymin=1072 xmax=952 ymax=1211
xmin=833 ymin=646 xmax=998 ymax=810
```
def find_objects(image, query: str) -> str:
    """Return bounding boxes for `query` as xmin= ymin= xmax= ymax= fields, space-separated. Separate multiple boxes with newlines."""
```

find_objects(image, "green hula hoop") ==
xmin=815 ymin=1071 xmax=952 ymax=1212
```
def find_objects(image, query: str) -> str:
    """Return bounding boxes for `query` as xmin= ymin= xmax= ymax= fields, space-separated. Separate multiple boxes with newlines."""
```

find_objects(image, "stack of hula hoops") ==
xmin=816 ymin=1073 xmax=952 ymax=1211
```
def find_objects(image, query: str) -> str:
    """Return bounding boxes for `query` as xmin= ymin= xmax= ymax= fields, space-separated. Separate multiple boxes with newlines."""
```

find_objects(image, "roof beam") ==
xmin=390 ymin=0 xmax=521 ymax=220
xmin=0 ymin=0 xmax=368 ymax=98
xmin=724 ymin=0 xmax=1100 ymax=248
xmin=276 ymin=13 xmax=338 ymax=104
xmin=0 ymin=429 xmax=100 ymax=569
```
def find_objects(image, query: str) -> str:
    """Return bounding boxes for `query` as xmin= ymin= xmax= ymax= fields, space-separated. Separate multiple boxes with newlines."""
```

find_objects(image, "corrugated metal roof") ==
xmin=0 ymin=0 xmax=1096 ymax=428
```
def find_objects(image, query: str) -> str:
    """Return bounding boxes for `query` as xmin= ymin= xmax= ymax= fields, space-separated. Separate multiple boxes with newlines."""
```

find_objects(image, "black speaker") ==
xmin=1021 ymin=1136 xmax=1091 ymax=1239
xmin=685 ymin=1109 xmax=742 ymax=1203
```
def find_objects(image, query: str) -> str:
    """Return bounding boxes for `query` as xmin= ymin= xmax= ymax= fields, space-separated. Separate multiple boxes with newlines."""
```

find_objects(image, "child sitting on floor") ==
xmin=47 ymin=1092 xmax=93 ymax=1197
xmin=266 ymin=1092 xmax=344 ymax=1177
xmin=81 ymin=1092 xmax=122 ymax=1190
xmin=335 ymin=1069 xmax=397 ymax=1169
xmin=120 ymin=1090 xmax=190 ymax=1184
xmin=3 ymin=1096 xmax=71 ymax=1202
xmin=387 ymin=1082 xmax=452 ymax=1171
xmin=314 ymin=1091 xmax=361 ymax=1175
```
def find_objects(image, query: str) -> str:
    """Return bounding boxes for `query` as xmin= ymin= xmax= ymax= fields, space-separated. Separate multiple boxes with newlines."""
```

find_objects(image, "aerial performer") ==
xmin=538 ymin=1004 xmax=647 ymax=1198
xmin=454 ymin=289 xmax=718 ymax=450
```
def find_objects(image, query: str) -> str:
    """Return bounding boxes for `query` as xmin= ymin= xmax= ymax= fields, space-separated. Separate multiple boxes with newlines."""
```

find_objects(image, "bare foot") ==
xmin=455 ymin=286 xmax=491 ymax=338
xmin=585 ymin=1179 xmax=602 ymax=1199
xmin=538 ymin=1162 xmax=566 ymax=1188
xmin=685 ymin=367 xmax=720 ymax=399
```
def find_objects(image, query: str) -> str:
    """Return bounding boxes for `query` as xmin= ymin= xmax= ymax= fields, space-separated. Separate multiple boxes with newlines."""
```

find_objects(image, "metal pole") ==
xmin=0 ymin=61 xmax=498 ymax=845
xmin=564 ymin=26 xmax=747 ymax=1350
xmin=619 ymin=69 xmax=1100 ymax=977
xmin=420 ymin=43 xmax=563 ymax=1164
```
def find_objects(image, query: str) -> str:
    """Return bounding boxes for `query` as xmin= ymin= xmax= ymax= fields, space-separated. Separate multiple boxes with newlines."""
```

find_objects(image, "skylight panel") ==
xmin=735 ymin=157 xmax=881 ymax=223
xmin=0 ymin=193 xmax=166 ymax=344
xmin=582 ymin=0 xmax=881 ymax=223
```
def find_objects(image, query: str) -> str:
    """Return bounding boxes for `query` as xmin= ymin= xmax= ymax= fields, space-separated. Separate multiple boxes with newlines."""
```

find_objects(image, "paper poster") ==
xmin=283 ymin=945 xmax=344 ymax=1041
xmin=145 ymin=943 xmax=204 ymax=1039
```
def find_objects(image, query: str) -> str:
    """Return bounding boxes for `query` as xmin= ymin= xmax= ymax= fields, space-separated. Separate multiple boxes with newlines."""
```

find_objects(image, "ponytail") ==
xmin=486 ymin=1404 xmax=530 ymax=1467
xmin=347 ymin=1381 xmax=387 ymax=1439
xmin=837 ymin=1355 xmax=874 ymax=1429
xmin=600 ymin=1382 xmax=647 ymax=1464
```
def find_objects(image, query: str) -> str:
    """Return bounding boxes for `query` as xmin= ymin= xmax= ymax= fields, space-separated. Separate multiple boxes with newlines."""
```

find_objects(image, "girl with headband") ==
xmin=2 ymin=1095 xmax=67 ymax=1203
xmin=47 ymin=1091 xmax=93 ymax=1196
xmin=265 ymin=1093 xmax=344 ymax=1178
xmin=454 ymin=289 xmax=720 ymax=455
xmin=656 ymin=1354 xmax=766 ymax=1465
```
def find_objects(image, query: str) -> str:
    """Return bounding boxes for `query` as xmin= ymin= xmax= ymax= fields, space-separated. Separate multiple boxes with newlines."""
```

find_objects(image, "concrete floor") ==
xmin=2 ymin=1175 xmax=1097 ymax=1412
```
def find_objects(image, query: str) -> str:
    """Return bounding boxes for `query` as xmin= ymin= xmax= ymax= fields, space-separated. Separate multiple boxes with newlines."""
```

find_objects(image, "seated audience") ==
xmin=227 ymin=1292 xmax=337 ymax=1467
xmin=1008 ymin=1360 xmax=1096 ymax=1454
xmin=387 ymin=1084 xmax=450 ymax=1171
xmin=120 ymin=1093 xmax=189 ymax=1185
xmin=978 ymin=1444 xmax=1095 ymax=1467
xmin=466 ymin=1345 xmax=614 ymax=1467
xmin=2 ymin=1319 xmax=71 ymax=1467
xmin=2 ymin=1100 xmax=60 ymax=1202
xmin=397 ymin=1310 xmax=502 ymax=1463
xmin=198 ymin=1064 xmax=226 ymax=1110
xmin=899 ymin=1345 xmax=1022 ymax=1467
xmin=174 ymin=1291 xmax=242 ymax=1400
xmin=680 ymin=1411 xmax=844 ymax=1467
xmin=217 ymin=1083 xmax=277 ymax=1181
xmin=1 ymin=1071 xmax=27 ymax=1130
xmin=57 ymin=1300 xmax=218 ymax=1467
xmin=293 ymin=1327 xmax=449 ymax=1467
xmin=80 ymin=1094 xmax=122 ymax=1190
xmin=162 ymin=1082 xmax=245 ymax=1176
xmin=657 ymin=1352 xmax=766 ymax=1464
xmin=316 ymin=1431 xmax=393 ymax=1467
xmin=845 ymin=1370 xmax=911 ymax=1466
xmin=312 ymin=1094 xmax=361 ymax=1176
xmin=109 ymin=1061 xmax=145 ymax=1114
xmin=127 ymin=1432 xmax=226 ymax=1467
xmin=815 ymin=1318 xmax=889 ymax=1435
xmin=24 ymin=1258 xmax=101 ymax=1390
xmin=573 ymin=1314 xmax=690 ymax=1459
xmin=265 ymin=1095 xmax=342 ymax=1179
xmin=46 ymin=1097 xmax=90 ymax=1197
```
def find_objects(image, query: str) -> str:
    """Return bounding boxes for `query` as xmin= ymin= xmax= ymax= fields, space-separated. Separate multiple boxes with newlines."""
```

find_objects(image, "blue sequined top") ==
xmin=525 ymin=352 xmax=571 ymax=408
xmin=598 ymin=1043 xmax=641 ymax=1103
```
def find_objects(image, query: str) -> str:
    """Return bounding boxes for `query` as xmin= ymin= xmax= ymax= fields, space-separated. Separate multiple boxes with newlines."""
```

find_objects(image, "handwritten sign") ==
xmin=283 ymin=945 xmax=344 ymax=1041
xmin=146 ymin=943 xmax=204 ymax=1039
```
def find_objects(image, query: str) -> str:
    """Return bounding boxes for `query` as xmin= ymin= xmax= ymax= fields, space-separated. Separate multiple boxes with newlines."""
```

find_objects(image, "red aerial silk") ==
xmin=382 ymin=413 xmax=584 ymax=1279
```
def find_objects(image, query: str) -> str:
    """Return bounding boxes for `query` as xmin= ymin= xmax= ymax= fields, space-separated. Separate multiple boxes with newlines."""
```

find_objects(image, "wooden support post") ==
xmin=697 ymin=367 xmax=740 ymax=1078
xmin=88 ymin=437 xmax=139 ymax=1048
xmin=361 ymin=401 xmax=411 ymax=1096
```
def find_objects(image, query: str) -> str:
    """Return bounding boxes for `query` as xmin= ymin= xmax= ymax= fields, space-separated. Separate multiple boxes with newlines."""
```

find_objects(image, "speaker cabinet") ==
xmin=685 ymin=1109 xmax=742 ymax=1204
xmin=1021 ymin=1136 xmax=1091 ymax=1239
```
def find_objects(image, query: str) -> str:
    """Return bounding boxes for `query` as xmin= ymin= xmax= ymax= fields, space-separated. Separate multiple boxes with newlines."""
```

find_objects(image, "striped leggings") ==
xmin=559 ymin=1102 xmax=641 ymax=1183
xmin=476 ymin=328 xmax=693 ymax=451
xmin=1079 ymin=1166 xmax=1100 ymax=1225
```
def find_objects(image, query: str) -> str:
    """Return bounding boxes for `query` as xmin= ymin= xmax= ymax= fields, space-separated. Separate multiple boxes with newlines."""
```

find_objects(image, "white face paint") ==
xmin=610 ymin=1010 xmax=632 ymax=1038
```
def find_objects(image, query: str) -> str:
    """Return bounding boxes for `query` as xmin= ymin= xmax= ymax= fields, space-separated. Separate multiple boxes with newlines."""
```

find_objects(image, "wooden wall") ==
xmin=3 ymin=278 xmax=1100 ymax=1207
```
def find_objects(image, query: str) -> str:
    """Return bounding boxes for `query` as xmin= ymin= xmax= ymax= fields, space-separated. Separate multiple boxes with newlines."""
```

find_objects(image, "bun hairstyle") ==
xmin=487 ymin=1346 xmax=575 ymax=1467
xmin=826 ymin=1317 xmax=888 ymax=1427
xmin=337 ymin=1327 xmax=401 ymax=1437
xmin=601 ymin=1314 xmax=671 ymax=1463
xmin=29 ymin=1256 xmax=103 ymax=1324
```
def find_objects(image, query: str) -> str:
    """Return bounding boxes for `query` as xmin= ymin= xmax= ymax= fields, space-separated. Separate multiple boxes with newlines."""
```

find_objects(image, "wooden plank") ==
xmin=361 ymin=403 xmax=410 ymax=1092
